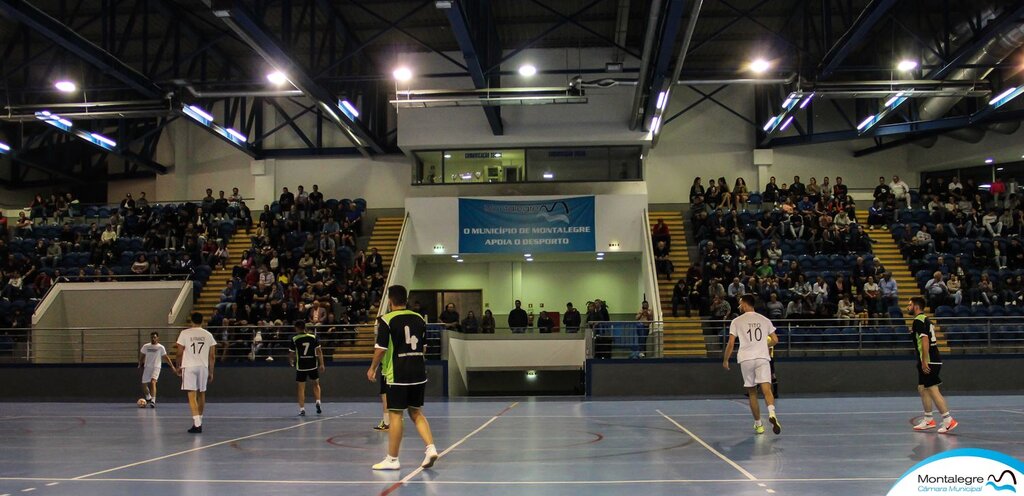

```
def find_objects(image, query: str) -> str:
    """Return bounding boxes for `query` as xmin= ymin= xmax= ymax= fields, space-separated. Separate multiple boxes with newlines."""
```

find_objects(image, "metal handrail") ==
xmin=377 ymin=212 xmax=410 ymax=318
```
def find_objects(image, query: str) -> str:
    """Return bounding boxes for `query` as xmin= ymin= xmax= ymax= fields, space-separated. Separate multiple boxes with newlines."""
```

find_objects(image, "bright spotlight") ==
xmin=896 ymin=60 xmax=918 ymax=72
xmin=266 ymin=71 xmax=288 ymax=86
xmin=393 ymin=67 xmax=413 ymax=81
xmin=54 ymin=81 xmax=77 ymax=93
xmin=748 ymin=59 xmax=771 ymax=74
xmin=518 ymin=64 xmax=537 ymax=77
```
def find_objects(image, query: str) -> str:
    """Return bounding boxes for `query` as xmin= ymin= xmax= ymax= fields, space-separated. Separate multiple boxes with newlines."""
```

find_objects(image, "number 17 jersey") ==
xmin=728 ymin=311 xmax=776 ymax=363
xmin=375 ymin=309 xmax=428 ymax=386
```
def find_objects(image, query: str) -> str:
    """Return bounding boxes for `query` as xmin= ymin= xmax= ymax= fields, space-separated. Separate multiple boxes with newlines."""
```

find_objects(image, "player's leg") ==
xmin=913 ymin=383 xmax=937 ymax=431
xmin=197 ymin=391 xmax=206 ymax=415
xmin=141 ymin=380 xmax=151 ymax=400
xmin=409 ymin=406 xmax=438 ymax=468
xmin=297 ymin=381 xmax=307 ymax=415
xmin=927 ymin=383 xmax=958 ymax=433
xmin=312 ymin=378 xmax=322 ymax=414
xmin=387 ymin=410 xmax=405 ymax=457
xmin=746 ymin=387 xmax=762 ymax=420
xmin=150 ymin=379 xmax=158 ymax=406
xmin=760 ymin=381 xmax=781 ymax=434
xmin=186 ymin=389 xmax=203 ymax=433
xmin=373 ymin=386 xmax=405 ymax=470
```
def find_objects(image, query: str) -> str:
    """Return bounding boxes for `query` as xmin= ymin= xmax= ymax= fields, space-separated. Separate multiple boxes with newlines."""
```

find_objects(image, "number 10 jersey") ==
xmin=375 ymin=310 xmax=428 ymax=386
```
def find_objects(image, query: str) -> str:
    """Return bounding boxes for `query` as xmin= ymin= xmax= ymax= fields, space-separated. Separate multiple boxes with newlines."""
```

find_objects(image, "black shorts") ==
xmin=386 ymin=383 xmax=426 ymax=411
xmin=918 ymin=363 xmax=942 ymax=388
xmin=296 ymin=369 xmax=320 ymax=383
xmin=378 ymin=373 xmax=388 ymax=395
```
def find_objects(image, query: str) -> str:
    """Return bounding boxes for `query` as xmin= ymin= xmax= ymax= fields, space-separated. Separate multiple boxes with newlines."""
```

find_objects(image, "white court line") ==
xmin=1001 ymin=410 xmax=1024 ymax=416
xmin=0 ymin=476 xmax=899 ymax=485
xmin=383 ymin=402 xmax=519 ymax=494
xmin=657 ymin=409 xmax=758 ymax=481
xmin=70 ymin=411 xmax=356 ymax=480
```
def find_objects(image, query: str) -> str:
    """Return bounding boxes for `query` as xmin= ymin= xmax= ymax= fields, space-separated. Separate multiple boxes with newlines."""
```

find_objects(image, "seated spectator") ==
xmin=836 ymin=294 xmax=855 ymax=322
xmin=440 ymin=303 xmax=460 ymax=332
xmin=15 ymin=211 xmax=33 ymax=237
xmin=481 ymin=309 xmax=496 ymax=334
xmin=653 ymin=240 xmax=673 ymax=280
xmin=947 ymin=274 xmax=964 ymax=306
xmin=651 ymin=219 xmax=671 ymax=247
xmin=924 ymin=271 xmax=949 ymax=310
xmin=765 ymin=293 xmax=785 ymax=319
xmin=131 ymin=255 xmax=150 ymax=276
xmin=537 ymin=311 xmax=554 ymax=333
xmin=763 ymin=176 xmax=779 ymax=205
xmin=689 ymin=177 xmax=705 ymax=203
xmin=462 ymin=311 xmax=480 ymax=334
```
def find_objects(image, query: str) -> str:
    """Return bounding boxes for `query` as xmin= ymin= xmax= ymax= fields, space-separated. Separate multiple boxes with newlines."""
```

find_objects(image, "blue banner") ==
xmin=459 ymin=197 xmax=596 ymax=253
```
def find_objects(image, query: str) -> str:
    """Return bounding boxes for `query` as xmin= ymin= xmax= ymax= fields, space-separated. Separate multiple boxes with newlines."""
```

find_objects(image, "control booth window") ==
xmin=412 ymin=146 xmax=642 ymax=185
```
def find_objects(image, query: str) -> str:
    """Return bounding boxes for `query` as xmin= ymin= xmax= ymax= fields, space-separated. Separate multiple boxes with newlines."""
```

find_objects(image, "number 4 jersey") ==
xmin=728 ymin=311 xmax=776 ymax=363
xmin=375 ymin=309 xmax=428 ymax=386
xmin=176 ymin=327 xmax=217 ymax=369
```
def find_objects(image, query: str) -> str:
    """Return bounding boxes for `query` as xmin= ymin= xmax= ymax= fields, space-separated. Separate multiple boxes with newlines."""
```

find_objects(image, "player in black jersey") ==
xmin=367 ymin=285 xmax=438 ymax=471
xmin=908 ymin=297 xmax=958 ymax=433
xmin=287 ymin=321 xmax=325 ymax=416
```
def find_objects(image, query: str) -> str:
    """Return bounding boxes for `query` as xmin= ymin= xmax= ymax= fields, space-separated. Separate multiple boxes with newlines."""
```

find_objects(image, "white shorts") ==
xmin=141 ymin=366 xmax=161 ymax=383
xmin=181 ymin=367 xmax=209 ymax=392
xmin=740 ymin=359 xmax=772 ymax=388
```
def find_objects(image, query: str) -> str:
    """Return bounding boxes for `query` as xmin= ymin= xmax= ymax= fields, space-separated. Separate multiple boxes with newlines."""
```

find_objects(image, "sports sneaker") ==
xmin=913 ymin=418 xmax=937 ymax=431
xmin=754 ymin=423 xmax=765 ymax=434
xmin=299 ymin=410 xmax=306 ymax=417
xmin=187 ymin=425 xmax=202 ymax=434
xmin=147 ymin=399 xmax=156 ymax=408
xmin=769 ymin=415 xmax=782 ymax=435
xmin=421 ymin=446 xmax=439 ymax=468
xmin=372 ymin=457 xmax=400 ymax=471
xmin=316 ymin=403 xmax=322 ymax=415
xmin=938 ymin=418 xmax=959 ymax=434
xmin=373 ymin=421 xmax=389 ymax=431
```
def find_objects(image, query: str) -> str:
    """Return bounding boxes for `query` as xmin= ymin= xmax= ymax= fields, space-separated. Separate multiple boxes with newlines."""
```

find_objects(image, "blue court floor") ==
xmin=1 ymin=396 xmax=1023 ymax=496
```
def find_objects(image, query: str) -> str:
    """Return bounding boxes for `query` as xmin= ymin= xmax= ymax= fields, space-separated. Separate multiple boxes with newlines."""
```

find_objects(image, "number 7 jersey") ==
xmin=375 ymin=310 xmax=428 ymax=386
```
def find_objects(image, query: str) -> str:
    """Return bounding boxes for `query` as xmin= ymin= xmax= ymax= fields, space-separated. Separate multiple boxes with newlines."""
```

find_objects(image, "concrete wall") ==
xmin=588 ymin=356 xmax=1024 ymax=396
xmin=0 ymin=362 xmax=447 ymax=401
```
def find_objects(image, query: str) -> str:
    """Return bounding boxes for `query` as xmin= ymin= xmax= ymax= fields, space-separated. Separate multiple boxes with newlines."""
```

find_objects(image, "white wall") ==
xmin=907 ymin=124 xmax=1024 ymax=172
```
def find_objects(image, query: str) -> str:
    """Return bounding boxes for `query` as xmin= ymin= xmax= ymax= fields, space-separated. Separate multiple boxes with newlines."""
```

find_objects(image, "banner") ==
xmin=459 ymin=197 xmax=596 ymax=253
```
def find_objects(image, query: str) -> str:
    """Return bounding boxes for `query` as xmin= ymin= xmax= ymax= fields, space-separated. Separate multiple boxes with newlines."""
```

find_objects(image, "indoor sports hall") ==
xmin=2 ymin=1 xmax=1024 ymax=495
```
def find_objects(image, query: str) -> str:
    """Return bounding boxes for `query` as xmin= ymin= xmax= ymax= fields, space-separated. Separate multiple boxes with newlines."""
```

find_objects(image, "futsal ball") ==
xmin=137 ymin=399 xmax=147 ymax=408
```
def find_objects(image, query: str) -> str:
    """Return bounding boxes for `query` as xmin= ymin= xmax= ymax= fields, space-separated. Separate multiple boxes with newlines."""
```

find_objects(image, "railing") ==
xmin=0 ymin=324 xmax=442 ymax=364
xmin=669 ymin=316 xmax=1024 ymax=358
xmin=376 ymin=212 xmax=410 ymax=317
xmin=640 ymin=208 xmax=664 ymax=357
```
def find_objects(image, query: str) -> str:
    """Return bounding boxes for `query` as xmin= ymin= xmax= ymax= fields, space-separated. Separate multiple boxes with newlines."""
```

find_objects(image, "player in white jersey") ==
xmin=723 ymin=295 xmax=782 ymax=435
xmin=175 ymin=312 xmax=217 ymax=433
xmin=138 ymin=332 xmax=177 ymax=408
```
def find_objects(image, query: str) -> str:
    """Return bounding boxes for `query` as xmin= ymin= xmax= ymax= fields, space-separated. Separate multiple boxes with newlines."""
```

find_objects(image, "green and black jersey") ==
xmin=912 ymin=314 xmax=942 ymax=365
xmin=288 ymin=333 xmax=321 ymax=371
xmin=375 ymin=309 xmax=428 ymax=386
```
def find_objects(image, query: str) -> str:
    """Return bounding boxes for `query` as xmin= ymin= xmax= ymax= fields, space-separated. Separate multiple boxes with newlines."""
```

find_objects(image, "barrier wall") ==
xmin=0 ymin=362 xmax=448 ymax=401
xmin=587 ymin=356 xmax=1024 ymax=396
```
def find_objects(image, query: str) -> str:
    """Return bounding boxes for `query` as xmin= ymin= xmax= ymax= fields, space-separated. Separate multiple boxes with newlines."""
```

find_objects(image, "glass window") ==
xmin=412 ymin=146 xmax=642 ymax=185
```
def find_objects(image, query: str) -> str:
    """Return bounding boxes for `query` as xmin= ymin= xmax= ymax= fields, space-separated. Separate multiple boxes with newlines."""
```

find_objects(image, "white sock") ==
xmin=316 ymin=400 xmax=321 ymax=405
xmin=941 ymin=412 xmax=952 ymax=424
xmin=754 ymin=420 xmax=763 ymax=427
xmin=425 ymin=444 xmax=436 ymax=454
xmin=193 ymin=415 xmax=202 ymax=427
xmin=386 ymin=455 xmax=398 ymax=462
xmin=768 ymin=405 xmax=776 ymax=416
xmin=145 ymin=394 xmax=152 ymax=400
xmin=382 ymin=413 xmax=389 ymax=424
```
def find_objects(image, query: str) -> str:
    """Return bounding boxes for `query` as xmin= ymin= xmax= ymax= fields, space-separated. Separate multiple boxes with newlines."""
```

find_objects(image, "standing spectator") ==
xmin=279 ymin=187 xmax=295 ymax=212
xmin=461 ymin=311 xmax=480 ymax=334
xmin=481 ymin=309 xmax=496 ymax=334
xmin=537 ymin=311 xmax=554 ymax=333
xmin=689 ymin=177 xmax=705 ymax=203
xmin=29 ymin=194 xmax=47 ymax=221
xmin=563 ymin=302 xmax=581 ymax=333
xmin=440 ymin=303 xmax=460 ymax=332
xmin=508 ymin=300 xmax=528 ymax=333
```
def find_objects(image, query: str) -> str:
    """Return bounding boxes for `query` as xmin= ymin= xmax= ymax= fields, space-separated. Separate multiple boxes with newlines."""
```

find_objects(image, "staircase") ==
xmin=193 ymin=230 xmax=251 ymax=319
xmin=649 ymin=211 xmax=706 ymax=357
xmin=333 ymin=216 xmax=405 ymax=360
xmin=867 ymin=226 xmax=950 ymax=352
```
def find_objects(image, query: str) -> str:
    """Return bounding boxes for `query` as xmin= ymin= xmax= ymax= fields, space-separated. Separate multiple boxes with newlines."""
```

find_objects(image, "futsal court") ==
xmin=1 ymin=395 xmax=1022 ymax=496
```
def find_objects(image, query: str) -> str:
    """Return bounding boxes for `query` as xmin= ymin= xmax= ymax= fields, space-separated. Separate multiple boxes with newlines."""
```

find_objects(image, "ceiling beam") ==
xmin=211 ymin=0 xmax=383 ymax=156
xmin=440 ymin=0 xmax=502 ymax=135
xmin=817 ymin=0 xmax=899 ymax=78
xmin=640 ymin=0 xmax=688 ymax=131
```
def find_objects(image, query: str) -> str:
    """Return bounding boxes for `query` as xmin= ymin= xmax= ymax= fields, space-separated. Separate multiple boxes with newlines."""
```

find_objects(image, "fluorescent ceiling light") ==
xmin=655 ymin=91 xmax=667 ymax=110
xmin=650 ymin=116 xmax=661 ymax=134
xmin=393 ymin=67 xmax=413 ymax=81
xmin=266 ymin=71 xmax=288 ymax=86
xmin=762 ymin=115 xmax=778 ymax=132
xmin=54 ymin=81 xmax=77 ymax=92
xmin=985 ymin=158 xmax=994 ymax=164
xmin=896 ymin=60 xmax=918 ymax=72
xmin=543 ymin=172 xmax=554 ymax=179
xmin=187 ymin=105 xmax=215 ymax=122
xmin=525 ymin=258 xmax=533 ymax=262
xmin=456 ymin=258 xmax=464 ymax=263
xmin=451 ymin=254 xmax=459 ymax=258
xmin=226 ymin=128 xmax=247 ymax=141
xmin=799 ymin=93 xmax=814 ymax=108
xmin=89 ymin=133 xmax=117 ymax=147
xmin=518 ymin=64 xmax=537 ymax=77
xmin=339 ymin=99 xmax=359 ymax=118
xmin=443 ymin=154 xmax=452 ymax=159
xmin=884 ymin=92 xmax=905 ymax=108
xmin=524 ymin=253 xmax=532 ymax=257
xmin=0 ymin=141 xmax=10 ymax=153
xmin=597 ymin=252 xmax=605 ymax=256
xmin=494 ymin=152 xmax=502 ymax=158
xmin=997 ymin=167 xmax=1005 ymax=171
xmin=856 ymin=115 xmax=876 ymax=130
xmin=989 ymin=86 xmax=1023 ymax=108
xmin=779 ymin=115 xmax=795 ymax=131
